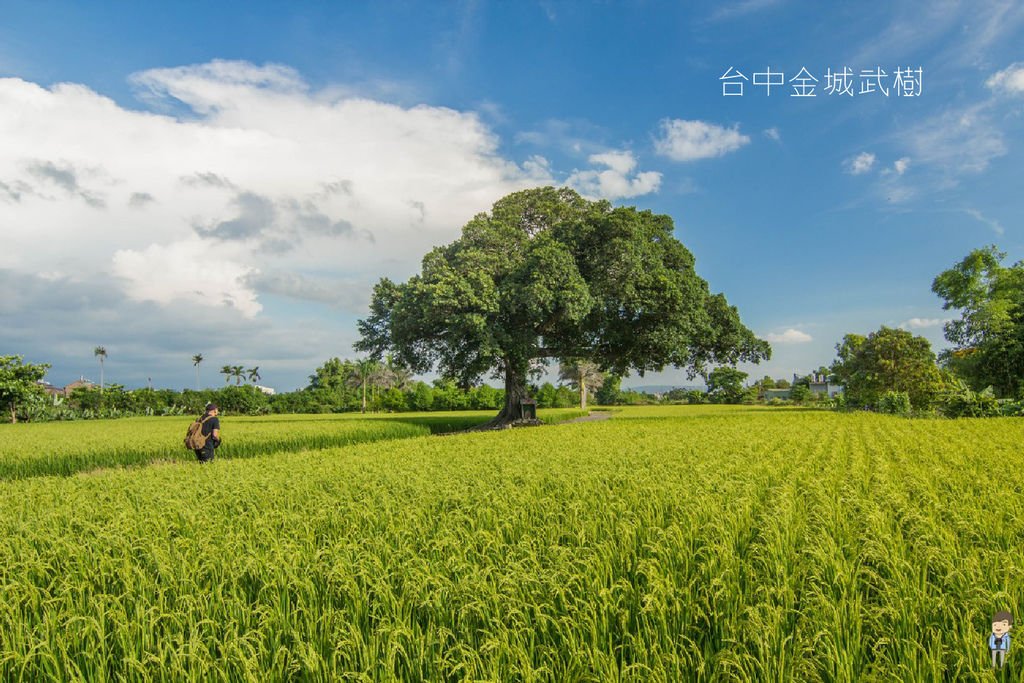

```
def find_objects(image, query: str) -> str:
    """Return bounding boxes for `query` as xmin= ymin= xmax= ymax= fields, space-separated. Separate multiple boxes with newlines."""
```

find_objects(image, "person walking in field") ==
xmin=187 ymin=402 xmax=222 ymax=463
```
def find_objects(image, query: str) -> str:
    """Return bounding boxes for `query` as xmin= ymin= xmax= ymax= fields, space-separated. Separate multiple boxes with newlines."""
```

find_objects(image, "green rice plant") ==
xmin=0 ymin=407 xmax=1021 ymax=680
xmin=0 ymin=409 xmax=586 ymax=481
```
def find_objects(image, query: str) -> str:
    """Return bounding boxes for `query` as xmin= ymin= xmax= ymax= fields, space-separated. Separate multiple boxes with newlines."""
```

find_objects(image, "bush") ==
xmin=938 ymin=381 xmax=1000 ymax=418
xmin=877 ymin=391 xmax=912 ymax=415
xmin=999 ymin=400 xmax=1024 ymax=417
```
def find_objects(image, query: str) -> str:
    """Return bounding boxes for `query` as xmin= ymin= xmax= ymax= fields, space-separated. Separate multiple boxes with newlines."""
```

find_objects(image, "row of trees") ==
xmin=664 ymin=246 xmax=1024 ymax=417
xmin=83 ymin=350 xmax=262 ymax=393
xmin=2 ymin=350 xmax=739 ymax=423
xmin=818 ymin=246 xmax=1024 ymax=416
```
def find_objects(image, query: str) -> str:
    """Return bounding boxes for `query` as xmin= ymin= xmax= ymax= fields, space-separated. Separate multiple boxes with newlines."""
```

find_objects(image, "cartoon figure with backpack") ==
xmin=184 ymin=402 xmax=221 ymax=463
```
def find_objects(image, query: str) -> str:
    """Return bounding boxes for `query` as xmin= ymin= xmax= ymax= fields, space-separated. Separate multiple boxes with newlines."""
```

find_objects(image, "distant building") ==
xmin=764 ymin=388 xmax=792 ymax=400
xmin=254 ymin=385 xmax=276 ymax=396
xmin=798 ymin=372 xmax=844 ymax=398
xmin=36 ymin=381 xmax=64 ymax=398
xmin=63 ymin=377 xmax=98 ymax=396
xmin=764 ymin=373 xmax=843 ymax=401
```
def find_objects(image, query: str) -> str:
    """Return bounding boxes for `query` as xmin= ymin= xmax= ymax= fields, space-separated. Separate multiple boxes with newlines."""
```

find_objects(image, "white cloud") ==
xmin=566 ymin=150 xmax=661 ymax=200
xmin=654 ymin=119 xmax=750 ymax=162
xmin=905 ymin=103 xmax=1006 ymax=174
xmin=707 ymin=0 xmax=786 ymax=22
xmin=986 ymin=62 xmax=1024 ymax=95
xmin=846 ymin=2 xmax=1024 ymax=71
xmin=965 ymin=208 xmax=1005 ymax=235
xmin=111 ymin=239 xmax=262 ymax=316
xmin=764 ymin=329 xmax=813 ymax=344
xmin=845 ymin=152 xmax=876 ymax=175
xmin=0 ymin=60 xmax=555 ymax=321
xmin=893 ymin=157 xmax=910 ymax=175
xmin=898 ymin=317 xmax=950 ymax=330
xmin=764 ymin=127 xmax=781 ymax=142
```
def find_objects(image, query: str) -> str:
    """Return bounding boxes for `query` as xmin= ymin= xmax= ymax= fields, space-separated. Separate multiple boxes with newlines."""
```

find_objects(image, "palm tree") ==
xmin=370 ymin=364 xmax=392 ymax=405
xmin=192 ymin=353 xmax=204 ymax=390
xmin=232 ymin=365 xmax=245 ymax=386
xmin=558 ymin=360 xmax=605 ymax=411
xmin=382 ymin=354 xmax=413 ymax=391
xmin=346 ymin=359 xmax=379 ymax=413
xmin=247 ymin=366 xmax=261 ymax=384
xmin=221 ymin=365 xmax=233 ymax=385
xmin=94 ymin=346 xmax=107 ymax=393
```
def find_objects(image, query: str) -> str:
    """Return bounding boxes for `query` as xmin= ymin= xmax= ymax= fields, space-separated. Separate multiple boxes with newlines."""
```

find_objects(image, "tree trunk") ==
xmin=581 ymin=381 xmax=587 ymax=411
xmin=9 ymin=402 xmax=15 ymax=424
xmin=474 ymin=358 xmax=543 ymax=429
xmin=361 ymin=380 xmax=367 ymax=413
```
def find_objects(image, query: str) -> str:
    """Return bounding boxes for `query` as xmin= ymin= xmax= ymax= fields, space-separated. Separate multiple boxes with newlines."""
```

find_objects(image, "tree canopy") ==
xmin=830 ymin=326 xmax=944 ymax=409
xmin=0 ymin=355 xmax=50 ymax=423
xmin=705 ymin=366 xmax=749 ymax=404
xmin=357 ymin=187 xmax=770 ymax=425
xmin=932 ymin=245 xmax=1024 ymax=397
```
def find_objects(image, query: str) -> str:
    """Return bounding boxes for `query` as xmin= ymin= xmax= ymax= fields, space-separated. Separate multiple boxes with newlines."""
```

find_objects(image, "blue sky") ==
xmin=1 ymin=1 xmax=1022 ymax=391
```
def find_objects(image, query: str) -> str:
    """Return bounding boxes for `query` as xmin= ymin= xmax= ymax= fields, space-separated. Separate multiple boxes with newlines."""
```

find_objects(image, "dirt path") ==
xmin=563 ymin=410 xmax=613 ymax=424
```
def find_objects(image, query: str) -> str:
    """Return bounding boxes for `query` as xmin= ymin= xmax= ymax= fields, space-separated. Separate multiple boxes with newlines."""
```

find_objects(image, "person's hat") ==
xmin=205 ymin=402 xmax=218 ymax=411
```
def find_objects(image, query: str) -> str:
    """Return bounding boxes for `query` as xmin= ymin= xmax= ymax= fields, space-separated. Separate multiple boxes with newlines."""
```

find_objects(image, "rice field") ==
xmin=0 ymin=406 xmax=1021 ymax=680
xmin=0 ymin=409 xmax=585 ymax=480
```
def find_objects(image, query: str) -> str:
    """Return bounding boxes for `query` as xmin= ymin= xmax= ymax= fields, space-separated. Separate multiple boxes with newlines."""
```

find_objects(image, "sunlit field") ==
xmin=0 ymin=409 xmax=585 ymax=480
xmin=1 ymin=406 xmax=1020 ymax=680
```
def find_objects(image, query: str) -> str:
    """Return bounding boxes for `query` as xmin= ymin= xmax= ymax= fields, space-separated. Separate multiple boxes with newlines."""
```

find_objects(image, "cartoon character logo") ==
xmin=990 ymin=610 xmax=1013 ymax=669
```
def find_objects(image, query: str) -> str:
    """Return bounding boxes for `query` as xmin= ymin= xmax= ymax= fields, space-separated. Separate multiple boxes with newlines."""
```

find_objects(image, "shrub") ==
xmin=789 ymin=385 xmax=812 ymax=404
xmin=877 ymin=391 xmax=912 ymax=415
xmin=938 ymin=381 xmax=1000 ymax=418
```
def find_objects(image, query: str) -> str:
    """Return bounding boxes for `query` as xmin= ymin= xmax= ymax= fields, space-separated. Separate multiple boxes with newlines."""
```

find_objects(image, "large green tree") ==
xmin=830 ymin=326 xmax=944 ymax=409
xmin=0 ymin=355 xmax=50 ymax=423
xmin=356 ymin=187 xmax=770 ymax=426
xmin=932 ymin=246 xmax=1024 ymax=397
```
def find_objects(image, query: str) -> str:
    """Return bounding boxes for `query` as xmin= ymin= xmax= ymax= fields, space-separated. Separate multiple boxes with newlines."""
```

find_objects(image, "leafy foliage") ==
xmin=0 ymin=356 xmax=50 ymax=423
xmin=705 ymin=366 xmax=748 ymax=404
xmin=932 ymin=246 xmax=1024 ymax=397
xmin=357 ymin=187 xmax=769 ymax=422
xmin=876 ymin=390 xmax=912 ymax=415
xmin=830 ymin=327 xmax=944 ymax=409
xmin=937 ymin=379 xmax=1000 ymax=418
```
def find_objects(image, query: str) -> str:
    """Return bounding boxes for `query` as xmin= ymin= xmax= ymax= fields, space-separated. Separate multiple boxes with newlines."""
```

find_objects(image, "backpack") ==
xmin=184 ymin=415 xmax=213 ymax=450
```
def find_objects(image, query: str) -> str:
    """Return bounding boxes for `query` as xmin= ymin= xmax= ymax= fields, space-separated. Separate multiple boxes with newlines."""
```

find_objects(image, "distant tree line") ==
xmin=5 ymin=246 xmax=1023 ymax=422
xmin=697 ymin=245 xmax=1024 ymax=417
xmin=2 ymin=355 xmax=629 ymax=422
